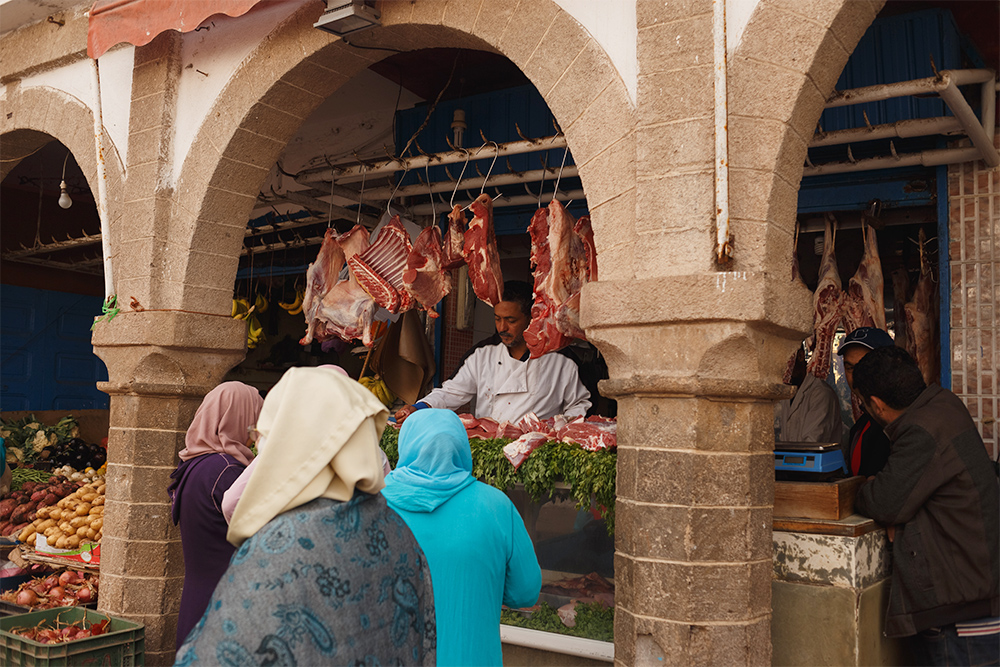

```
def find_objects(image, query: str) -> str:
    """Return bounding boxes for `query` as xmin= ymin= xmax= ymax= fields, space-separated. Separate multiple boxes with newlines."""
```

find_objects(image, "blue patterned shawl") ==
xmin=174 ymin=493 xmax=435 ymax=666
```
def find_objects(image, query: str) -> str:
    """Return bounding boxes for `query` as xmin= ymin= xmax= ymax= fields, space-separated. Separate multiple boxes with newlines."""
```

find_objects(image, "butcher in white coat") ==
xmin=395 ymin=281 xmax=591 ymax=424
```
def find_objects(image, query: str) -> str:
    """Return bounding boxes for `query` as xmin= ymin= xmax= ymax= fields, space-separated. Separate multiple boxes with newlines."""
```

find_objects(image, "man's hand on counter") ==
xmin=394 ymin=405 xmax=417 ymax=424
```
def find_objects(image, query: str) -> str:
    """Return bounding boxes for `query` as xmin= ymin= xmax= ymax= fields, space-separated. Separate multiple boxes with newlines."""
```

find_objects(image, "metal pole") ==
xmin=91 ymin=58 xmax=114 ymax=301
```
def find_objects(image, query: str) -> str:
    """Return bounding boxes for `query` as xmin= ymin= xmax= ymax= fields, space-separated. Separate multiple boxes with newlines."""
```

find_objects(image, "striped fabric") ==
xmin=956 ymin=617 xmax=1000 ymax=637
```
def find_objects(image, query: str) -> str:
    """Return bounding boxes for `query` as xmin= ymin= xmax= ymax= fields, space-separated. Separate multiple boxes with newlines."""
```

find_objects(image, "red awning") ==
xmin=87 ymin=0 xmax=266 ymax=58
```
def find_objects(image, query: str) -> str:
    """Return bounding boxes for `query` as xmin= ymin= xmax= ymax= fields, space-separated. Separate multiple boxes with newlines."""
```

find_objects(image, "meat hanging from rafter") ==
xmin=784 ymin=219 xmax=810 ymax=384
xmin=348 ymin=217 xmax=415 ymax=314
xmin=403 ymin=225 xmax=450 ymax=317
xmin=806 ymin=215 xmax=845 ymax=380
xmin=462 ymin=194 xmax=504 ymax=307
xmin=842 ymin=222 xmax=886 ymax=333
xmin=904 ymin=229 xmax=939 ymax=385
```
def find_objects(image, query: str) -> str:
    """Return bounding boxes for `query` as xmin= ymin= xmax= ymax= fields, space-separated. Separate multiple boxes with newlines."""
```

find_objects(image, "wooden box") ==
xmin=774 ymin=476 xmax=864 ymax=520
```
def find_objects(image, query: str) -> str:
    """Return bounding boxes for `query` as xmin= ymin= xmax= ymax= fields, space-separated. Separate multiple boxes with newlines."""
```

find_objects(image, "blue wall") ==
xmin=1 ymin=284 xmax=109 ymax=411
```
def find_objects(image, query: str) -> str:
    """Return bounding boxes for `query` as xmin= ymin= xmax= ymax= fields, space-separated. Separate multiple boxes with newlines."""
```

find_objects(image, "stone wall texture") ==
xmin=948 ymin=134 xmax=1000 ymax=459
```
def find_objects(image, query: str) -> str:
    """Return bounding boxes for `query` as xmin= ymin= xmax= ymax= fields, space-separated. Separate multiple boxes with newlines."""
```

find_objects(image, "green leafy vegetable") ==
xmin=380 ymin=427 xmax=616 ymax=533
xmin=500 ymin=602 xmax=614 ymax=642
xmin=1 ymin=414 xmax=80 ymax=465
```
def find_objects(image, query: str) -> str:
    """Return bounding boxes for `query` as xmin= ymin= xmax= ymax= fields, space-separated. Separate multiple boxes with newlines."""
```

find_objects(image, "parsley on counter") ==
xmin=500 ymin=602 xmax=614 ymax=642
xmin=379 ymin=427 xmax=616 ymax=533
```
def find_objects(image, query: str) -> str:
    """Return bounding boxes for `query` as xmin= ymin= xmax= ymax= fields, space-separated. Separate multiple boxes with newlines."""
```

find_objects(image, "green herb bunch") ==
xmin=379 ymin=426 xmax=616 ymax=533
xmin=500 ymin=602 xmax=614 ymax=642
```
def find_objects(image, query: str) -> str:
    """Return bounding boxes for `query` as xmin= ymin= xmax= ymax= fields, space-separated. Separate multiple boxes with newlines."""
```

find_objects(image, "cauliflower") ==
xmin=0 ymin=429 xmax=10 ymax=439
xmin=69 ymin=426 xmax=81 ymax=439
xmin=25 ymin=422 xmax=39 ymax=431
xmin=48 ymin=433 xmax=59 ymax=445
xmin=32 ymin=430 xmax=48 ymax=449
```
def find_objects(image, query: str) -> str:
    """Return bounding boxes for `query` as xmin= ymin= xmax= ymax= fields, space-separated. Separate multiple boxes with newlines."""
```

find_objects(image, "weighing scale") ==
xmin=774 ymin=441 xmax=847 ymax=481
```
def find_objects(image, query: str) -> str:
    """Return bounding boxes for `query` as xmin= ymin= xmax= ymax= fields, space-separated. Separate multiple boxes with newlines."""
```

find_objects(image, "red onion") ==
xmin=76 ymin=587 xmax=93 ymax=603
xmin=15 ymin=590 xmax=38 ymax=606
xmin=48 ymin=586 xmax=65 ymax=599
xmin=59 ymin=570 xmax=81 ymax=586
xmin=44 ymin=575 xmax=60 ymax=589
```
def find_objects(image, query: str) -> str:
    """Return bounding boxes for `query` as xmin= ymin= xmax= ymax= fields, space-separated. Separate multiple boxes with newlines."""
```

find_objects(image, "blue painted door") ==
xmin=0 ymin=284 xmax=109 ymax=411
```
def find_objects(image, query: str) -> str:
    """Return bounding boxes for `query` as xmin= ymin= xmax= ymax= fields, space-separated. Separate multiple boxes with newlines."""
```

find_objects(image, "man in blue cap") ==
xmin=838 ymin=326 xmax=896 ymax=476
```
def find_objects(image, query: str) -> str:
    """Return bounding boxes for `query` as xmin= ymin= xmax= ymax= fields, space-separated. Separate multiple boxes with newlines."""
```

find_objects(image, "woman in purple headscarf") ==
xmin=168 ymin=381 xmax=263 ymax=649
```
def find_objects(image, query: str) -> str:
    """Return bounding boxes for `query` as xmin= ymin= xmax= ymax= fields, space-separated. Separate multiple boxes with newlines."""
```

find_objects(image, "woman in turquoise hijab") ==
xmin=383 ymin=409 xmax=541 ymax=666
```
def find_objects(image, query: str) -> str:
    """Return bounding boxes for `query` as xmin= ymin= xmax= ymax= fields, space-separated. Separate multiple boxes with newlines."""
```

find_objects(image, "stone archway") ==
xmin=0 ymin=84 xmax=125 ymax=221
xmin=169 ymin=0 xmax=636 ymax=315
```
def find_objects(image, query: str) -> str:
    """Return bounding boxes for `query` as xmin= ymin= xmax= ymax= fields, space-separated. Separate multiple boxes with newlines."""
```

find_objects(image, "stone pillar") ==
xmin=591 ymin=1 xmax=813 ymax=663
xmin=93 ymin=311 xmax=245 ymax=664
xmin=584 ymin=277 xmax=808 ymax=665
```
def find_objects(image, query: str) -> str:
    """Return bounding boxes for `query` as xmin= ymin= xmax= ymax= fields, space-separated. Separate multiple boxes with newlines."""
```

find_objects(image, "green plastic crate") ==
xmin=0 ymin=606 xmax=144 ymax=666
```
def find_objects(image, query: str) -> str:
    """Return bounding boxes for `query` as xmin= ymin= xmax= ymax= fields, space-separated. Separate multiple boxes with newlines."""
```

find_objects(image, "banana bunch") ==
xmin=359 ymin=375 xmax=395 ymax=408
xmin=231 ymin=298 xmax=264 ymax=349
xmin=278 ymin=288 xmax=305 ymax=316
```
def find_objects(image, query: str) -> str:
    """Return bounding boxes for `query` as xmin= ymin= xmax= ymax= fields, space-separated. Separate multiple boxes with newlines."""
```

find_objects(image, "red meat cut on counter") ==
xmin=462 ymin=194 xmax=504 ymax=306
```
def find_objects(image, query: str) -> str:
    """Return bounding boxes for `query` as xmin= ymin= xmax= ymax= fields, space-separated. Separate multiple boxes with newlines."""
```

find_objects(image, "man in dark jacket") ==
xmin=838 ymin=327 xmax=895 ymax=476
xmin=853 ymin=346 xmax=1000 ymax=665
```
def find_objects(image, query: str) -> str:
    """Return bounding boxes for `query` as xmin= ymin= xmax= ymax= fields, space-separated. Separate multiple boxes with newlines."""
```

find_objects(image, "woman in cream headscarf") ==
xmin=175 ymin=367 xmax=435 ymax=666
xmin=168 ymin=381 xmax=262 ymax=649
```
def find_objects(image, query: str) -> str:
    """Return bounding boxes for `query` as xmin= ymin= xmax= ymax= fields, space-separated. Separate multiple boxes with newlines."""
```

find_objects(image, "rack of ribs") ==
xmin=348 ymin=216 xmax=415 ymax=314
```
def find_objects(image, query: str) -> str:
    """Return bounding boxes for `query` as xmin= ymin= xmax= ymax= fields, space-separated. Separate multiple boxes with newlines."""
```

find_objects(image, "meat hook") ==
xmin=476 ymin=141 xmax=500 ymax=196
xmin=387 ymin=163 xmax=409 ymax=216
xmin=450 ymin=149 xmax=471 ymax=208
xmin=356 ymin=166 xmax=367 ymax=227
xmin=515 ymin=122 xmax=529 ymax=142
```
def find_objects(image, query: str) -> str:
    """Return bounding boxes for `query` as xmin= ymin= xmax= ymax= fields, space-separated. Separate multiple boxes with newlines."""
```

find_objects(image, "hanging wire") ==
xmin=553 ymin=147 xmax=570 ymax=199
xmin=425 ymin=162 xmax=436 ymax=220
xmin=356 ymin=166 xmax=367 ymax=227
xmin=327 ymin=176 xmax=335 ymax=228
xmin=450 ymin=149 xmax=471 ymax=208
xmin=387 ymin=164 xmax=410 ymax=216
xmin=537 ymin=153 xmax=548 ymax=208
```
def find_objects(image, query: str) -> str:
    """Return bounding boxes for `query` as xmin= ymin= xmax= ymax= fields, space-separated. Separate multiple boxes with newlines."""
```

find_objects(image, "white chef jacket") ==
xmin=421 ymin=343 xmax=591 ymax=423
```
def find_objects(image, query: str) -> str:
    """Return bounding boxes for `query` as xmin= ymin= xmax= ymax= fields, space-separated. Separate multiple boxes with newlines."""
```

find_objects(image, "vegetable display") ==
xmin=7 ymin=613 xmax=110 ymax=644
xmin=0 ymin=570 xmax=99 ymax=610
xmin=0 ymin=475 xmax=85 ymax=538
xmin=1 ymin=416 xmax=80 ymax=466
xmin=380 ymin=428 xmax=617 ymax=533
xmin=17 ymin=478 xmax=105 ymax=549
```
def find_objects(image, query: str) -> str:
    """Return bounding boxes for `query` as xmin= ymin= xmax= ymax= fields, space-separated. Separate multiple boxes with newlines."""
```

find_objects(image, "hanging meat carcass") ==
xmin=403 ymin=225 xmax=450 ymax=317
xmin=442 ymin=205 xmax=467 ymax=271
xmin=301 ymin=225 xmax=377 ymax=347
xmin=783 ymin=220 xmax=810 ymax=384
xmin=553 ymin=213 xmax=597 ymax=340
xmin=300 ymin=227 xmax=346 ymax=346
xmin=462 ymin=194 xmax=504 ymax=306
xmin=806 ymin=215 xmax=845 ymax=379
xmin=904 ymin=229 xmax=939 ymax=385
xmin=524 ymin=200 xmax=598 ymax=357
xmin=348 ymin=216 xmax=415 ymax=314
xmin=891 ymin=267 xmax=911 ymax=352
xmin=842 ymin=223 xmax=887 ymax=333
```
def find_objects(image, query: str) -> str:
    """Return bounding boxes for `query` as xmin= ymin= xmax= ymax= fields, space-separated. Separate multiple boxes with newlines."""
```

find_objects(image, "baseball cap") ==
xmin=837 ymin=327 xmax=894 ymax=355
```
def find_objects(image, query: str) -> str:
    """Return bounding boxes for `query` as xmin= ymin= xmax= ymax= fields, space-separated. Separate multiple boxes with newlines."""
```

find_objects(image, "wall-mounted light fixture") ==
xmin=314 ymin=0 xmax=380 ymax=37
xmin=451 ymin=109 xmax=467 ymax=148
xmin=58 ymin=151 xmax=73 ymax=209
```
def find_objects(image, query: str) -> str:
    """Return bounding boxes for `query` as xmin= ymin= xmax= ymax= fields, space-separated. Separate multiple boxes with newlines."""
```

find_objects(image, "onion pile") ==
xmin=0 ymin=569 xmax=99 ymax=610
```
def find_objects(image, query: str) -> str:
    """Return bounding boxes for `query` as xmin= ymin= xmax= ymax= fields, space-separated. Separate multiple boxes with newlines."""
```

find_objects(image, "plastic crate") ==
xmin=0 ymin=607 xmax=144 ymax=666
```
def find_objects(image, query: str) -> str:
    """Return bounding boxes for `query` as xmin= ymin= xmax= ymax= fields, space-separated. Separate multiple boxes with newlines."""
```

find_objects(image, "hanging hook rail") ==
xmin=295 ymin=134 xmax=568 ymax=184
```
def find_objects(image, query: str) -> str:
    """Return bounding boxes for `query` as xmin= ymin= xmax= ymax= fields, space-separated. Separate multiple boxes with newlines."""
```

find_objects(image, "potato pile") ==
xmin=18 ymin=480 xmax=105 ymax=550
